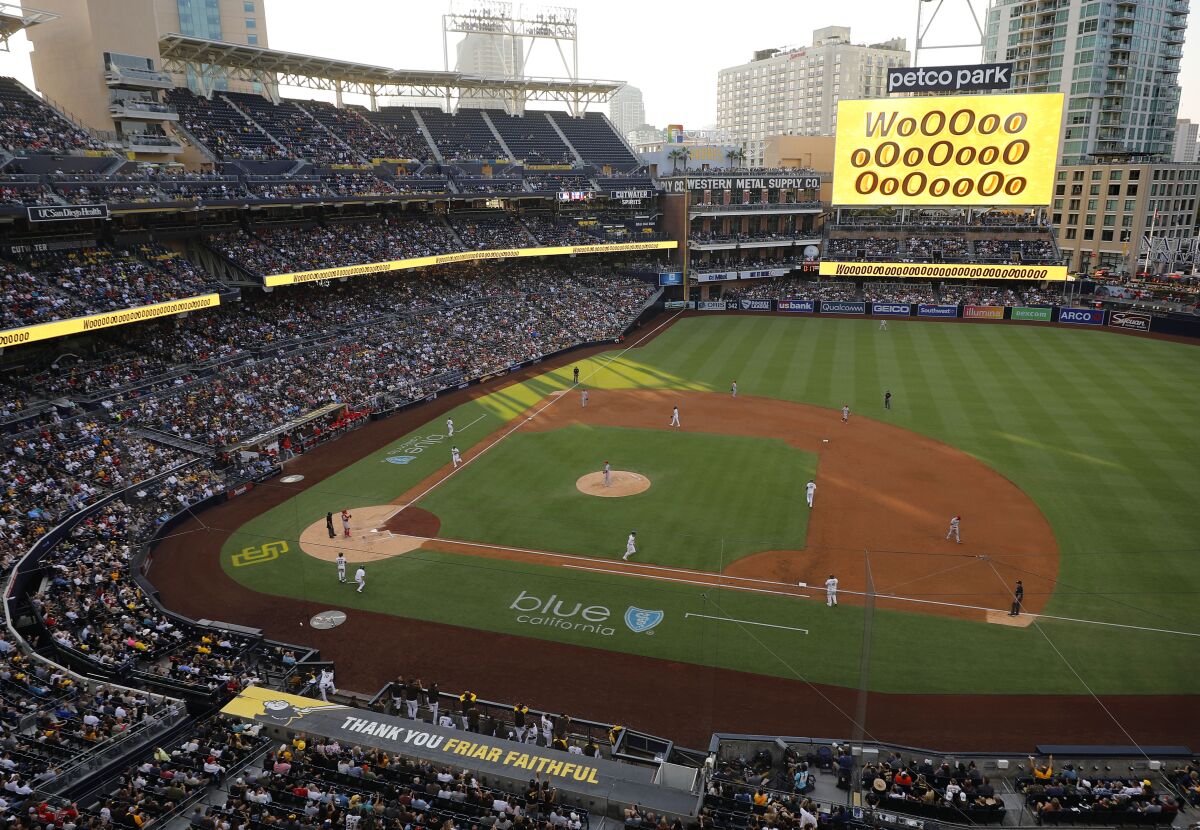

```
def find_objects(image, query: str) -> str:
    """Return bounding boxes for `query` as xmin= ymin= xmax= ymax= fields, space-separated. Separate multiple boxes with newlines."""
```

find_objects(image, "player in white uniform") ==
xmin=879 ymin=319 xmax=888 ymax=331
xmin=540 ymin=713 xmax=553 ymax=746
xmin=731 ymin=380 xmax=738 ymax=398
xmin=623 ymin=531 xmax=637 ymax=561
xmin=581 ymin=389 xmax=589 ymax=407
xmin=841 ymin=404 xmax=850 ymax=423
xmin=336 ymin=552 xmax=346 ymax=583
xmin=451 ymin=446 xmax=462 ymax=468
xmin=446 ymin=418 xmax=454 ymax=437
xmin=355 ymin=566 xmax=366 ymax=593
xmin=603 ymin=461 xmax=611 ymax=487
xmin=946 ymin=515 xmax=962 ymax=543
xmin=805 ymin=480 xmax=816 ymax=508
xmin=825 ymin=574 xmax=839 ymax=607
xmin=670 ymin=406 xmax=681 ymax=428
xmin=318 ymin=668 xmax=336 ymax=701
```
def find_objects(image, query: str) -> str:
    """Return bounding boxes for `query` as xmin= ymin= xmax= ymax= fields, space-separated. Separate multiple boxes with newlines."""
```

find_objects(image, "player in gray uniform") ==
xmin=603 ymin=461 xmax=612 ymax=487
xmin=623 ymin=531 xmax=637 ymax=561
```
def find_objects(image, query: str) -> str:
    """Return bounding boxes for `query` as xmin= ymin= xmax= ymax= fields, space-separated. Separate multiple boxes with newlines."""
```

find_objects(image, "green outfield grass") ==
xmin=417 ymin=425 xmax=815 ymax=569
xmin=221 ymin=316 xmax=1200 ymax=695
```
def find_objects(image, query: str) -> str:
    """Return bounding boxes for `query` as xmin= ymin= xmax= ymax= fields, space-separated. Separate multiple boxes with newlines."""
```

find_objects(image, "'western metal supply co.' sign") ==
xmin=660 ymin=176 xmax=821 ymax=193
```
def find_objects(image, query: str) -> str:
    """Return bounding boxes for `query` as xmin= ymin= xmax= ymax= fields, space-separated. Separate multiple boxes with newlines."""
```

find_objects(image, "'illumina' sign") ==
xmin=832 ymin=93 xmax=1063 ymax=207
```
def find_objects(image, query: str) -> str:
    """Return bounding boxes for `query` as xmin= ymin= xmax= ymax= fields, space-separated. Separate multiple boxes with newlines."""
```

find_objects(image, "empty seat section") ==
xmin=550 ymin=111 xmax=637 ymax=167
xmin=416 ymin=107 xmax=506 ymax=160
xmin=489 ymin=111 xmax=572 ymax=164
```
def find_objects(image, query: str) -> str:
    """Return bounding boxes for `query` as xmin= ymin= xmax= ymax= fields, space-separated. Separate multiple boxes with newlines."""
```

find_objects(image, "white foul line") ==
xmin=685 ymin=612 xmax=808 ymax=634
xmin=562 ymin=564 xmax=809 ymax=599
xmin=388 ymin=309 xmax=685 ymax=520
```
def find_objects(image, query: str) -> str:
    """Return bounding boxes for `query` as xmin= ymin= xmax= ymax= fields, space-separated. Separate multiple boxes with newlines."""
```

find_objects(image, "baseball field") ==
xmin=153 ymin=314 xmax=1200 ymax=747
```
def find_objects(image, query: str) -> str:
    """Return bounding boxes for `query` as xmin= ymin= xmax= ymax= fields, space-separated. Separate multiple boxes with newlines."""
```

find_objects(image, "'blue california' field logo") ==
xmin=624 ymin=607 xmax=664 ymax=633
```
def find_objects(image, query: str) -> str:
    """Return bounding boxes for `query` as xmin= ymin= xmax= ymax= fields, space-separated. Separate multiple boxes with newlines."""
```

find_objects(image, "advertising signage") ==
xmin=1011 ymin=306 xmax=1053 ymax=322
xmin=1057 ymin=307 xmax=1105 ymax=326
xmin=660 ymin=175 xmax=821 ymax=193
xmin=887 ymin=62 xmax=1013 ymax=94
xmin=832 ymin=92 xmax=1063 ymax=207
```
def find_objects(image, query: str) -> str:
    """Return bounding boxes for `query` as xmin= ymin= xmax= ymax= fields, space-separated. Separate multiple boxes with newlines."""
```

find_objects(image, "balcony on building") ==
xmin=689 ymin=201 xmax=822 ymax=218
xmin=125 ymin=132 xmax=182 ymax=153
xmin=105 ymin=64 xmax=173 ymax=90
xmin=110 ymin=98 xmax=178 ymax=121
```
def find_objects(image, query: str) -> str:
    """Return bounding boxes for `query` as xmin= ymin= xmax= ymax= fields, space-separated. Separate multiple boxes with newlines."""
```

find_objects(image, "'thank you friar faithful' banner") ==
xmin=832 ymin=92 xmax=1064 ymax=207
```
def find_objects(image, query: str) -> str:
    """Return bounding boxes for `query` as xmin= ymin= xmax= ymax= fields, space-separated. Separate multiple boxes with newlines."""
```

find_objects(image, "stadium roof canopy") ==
xmin=157 ymin=34 xmax=623 ymax=111
xmin=0 ymin=3 xmax=58 ymax=51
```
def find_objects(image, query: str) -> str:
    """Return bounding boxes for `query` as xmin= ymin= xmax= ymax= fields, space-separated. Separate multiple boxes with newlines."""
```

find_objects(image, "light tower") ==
xmin=442 ymin=1 xmax=579 ymax=114
xmin=912 ymin=0 xmax=985 ymax=66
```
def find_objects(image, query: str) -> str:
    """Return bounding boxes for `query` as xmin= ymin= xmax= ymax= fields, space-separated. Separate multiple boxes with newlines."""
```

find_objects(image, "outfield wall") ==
xmin=667 ymin=299 xmax=1200 ymax=339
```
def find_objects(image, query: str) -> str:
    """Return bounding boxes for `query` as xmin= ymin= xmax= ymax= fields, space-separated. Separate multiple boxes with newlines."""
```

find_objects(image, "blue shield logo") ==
xmin=624 ymin=607 xmax=664 ymax=633
xmin=384 ymin=455 xmax=416 ymax=465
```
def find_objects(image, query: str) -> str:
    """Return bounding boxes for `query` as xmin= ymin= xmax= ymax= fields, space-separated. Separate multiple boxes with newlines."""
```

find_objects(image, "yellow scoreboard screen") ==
xmin=832 ymin=92 xmax=1063 ymax=207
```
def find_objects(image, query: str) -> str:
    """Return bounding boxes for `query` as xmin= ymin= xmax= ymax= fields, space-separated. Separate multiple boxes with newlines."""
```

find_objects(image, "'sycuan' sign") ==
xmin=832 ymin=93 xmax=1063 ymax=206
xmin=888 ymin=63 xmax=1013 ymax=94
xmin=1108 ymin=310 xmax=1152 ymax=332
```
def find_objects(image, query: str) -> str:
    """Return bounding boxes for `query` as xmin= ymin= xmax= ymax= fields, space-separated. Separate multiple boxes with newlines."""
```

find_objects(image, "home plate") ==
xmin=822 ymin=439 xmax=829 ymax=443
xmin=797 ymin=582 xmax=807 ymax=588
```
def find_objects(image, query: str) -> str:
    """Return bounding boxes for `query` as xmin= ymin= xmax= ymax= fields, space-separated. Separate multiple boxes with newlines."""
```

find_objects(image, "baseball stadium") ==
xmin=1 ymin=1 xmax=1199 ymax=829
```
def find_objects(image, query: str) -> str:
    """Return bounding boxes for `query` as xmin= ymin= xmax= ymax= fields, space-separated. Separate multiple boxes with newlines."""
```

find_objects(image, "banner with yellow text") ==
xmin=0 ymin=293 xmax=220 ymax=348
xmin=263 ymin=241 xmax=678 ymax=287
xmin=832 ymin=92 xmax=1063 ymax=206
xmin=819 ymin=261 xmax=1067 ymax=281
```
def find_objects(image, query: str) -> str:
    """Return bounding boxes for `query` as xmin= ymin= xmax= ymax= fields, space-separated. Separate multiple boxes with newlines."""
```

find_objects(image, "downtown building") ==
xmin=984 ymin=0 xmax=1196 ymax=274
xmin=716 ymin=27 xmax=908 ymax=168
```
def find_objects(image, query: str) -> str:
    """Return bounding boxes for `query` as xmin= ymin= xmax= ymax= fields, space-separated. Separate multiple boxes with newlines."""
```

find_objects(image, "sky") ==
xmin=0 ymin=0 xmax=1197 ymax=128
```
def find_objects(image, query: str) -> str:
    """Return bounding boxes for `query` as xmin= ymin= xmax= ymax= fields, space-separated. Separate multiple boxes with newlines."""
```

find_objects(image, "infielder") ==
xmin=670 ymin=405 xmax=681 ymax=428
xmin=946 ymin=515 xmax=962 ymax=543
xmin=731 ymin=380 xmax=738 ymax=398
xmin=841 ymin=404 xmax=850 ymax=423
xmin=341 ymin=509 xmax=352 ymax=538
xmin=581 ymin=389 xmax=589 ymax=407
xmin=825 ymin=574 xmax=839 ymax=607
xmin=603 ymin=461 xmax=612 ymax=487
xmin=451 ymin=446 xmax=462 ymax=468
xmin=336 ymin=552 xmax=346 ymax=583
xmin=805 ymin=480 xmax=816 ymax=508
xmin=355 ymin=566 xmax=366 ymax=593
xmin=623 ymin=531 xmax=637 ymax=561
xmin=446 ymin=418 xmax=455 ymax=437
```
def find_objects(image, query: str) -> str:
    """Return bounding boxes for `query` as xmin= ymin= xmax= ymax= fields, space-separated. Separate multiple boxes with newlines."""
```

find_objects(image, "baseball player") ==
xmin=513 ymin=704 xmax=530 ymax=742
xmin=355 ymin=566 xmax=366 ymax=593
xmin=879 ymin=319 xmax=888 ymax=331
xmin=341 ymin=509 xmax=352 ymax=538
xmin=825 ymin=574 xmax=839 ymax=607
xmin=451 ymin=446 xmax=462 ymax=468
xmin=805 ymin=480 xmax=816 ymax=508
xmin=884 ymin=390 xmax=892 ymax=410
xmin=540 ymin=712 xmax=553 ymax=746
xmin=946 ymin=515 xmax=962 ymax=543
xmin=603 ymin=461 xmax=612 ymax=487
xmin=581 ymin=389 xmax=589 ymax=407
xmin=318 ymin=668 xmax=336 ymax=701
xmin=336 ymin=552 xmax=346 ymax=583
xmin=623 ymin=531 xmax=637 ymax=561
xmin=446 ymin=417 xmax=455 ymax=437
xmin=841 ymin=404 xmax=850 ymax=424
xmin=731 ymin=380 xmax=738 ymax=398
xmin=426 ymin=680 xmax=439 ymax=723
xmin=670 ymin=405 xmax=681 ymax=428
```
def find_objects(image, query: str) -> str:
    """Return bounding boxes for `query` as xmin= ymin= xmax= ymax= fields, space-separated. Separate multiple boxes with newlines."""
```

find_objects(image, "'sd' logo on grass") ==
xmin=232 ymin=540 xmax=289 ymax=567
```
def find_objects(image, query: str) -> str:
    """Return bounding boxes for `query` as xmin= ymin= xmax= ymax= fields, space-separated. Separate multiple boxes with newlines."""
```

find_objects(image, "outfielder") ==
xmin=670 ymin=405 xmax=681 ymax=428
xmin=731 ymin=380 xmax=738 ymax=398
xmin=841 ymin=404 xmax=850 ymax=423
xmin=336 ymin=552 xmax=346 ymax=583
xmin=341 ymin=509 xmax=352 ymax=538
xmin=946 ymin=515 xmax=962 ymax=543
xmin=805 ymin=480 xmax=816 ymax=508
xmin=451 ymin=446 xmax=462 ymax=468
xmin=825 ymin=574 xmax=839 ymax=607
xmin=879 ymin=320 xmax=888 ymax=331
xmin=355 ymin=566 xmax=366 ymax=593
xmin=623 ymin=531 xmax=637 ymax=561
xmin=581 ymin=389 xmax=589 ymax=407
xmin=603 ymin=461 xmax=612 ymax=487
xmin=446 ymin=418 xmax=455 ymax=437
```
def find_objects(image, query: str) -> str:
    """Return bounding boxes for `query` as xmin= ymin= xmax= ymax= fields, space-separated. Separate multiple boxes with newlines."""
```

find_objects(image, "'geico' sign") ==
xmin=832 ymin=92 xmax=1063 ymax=207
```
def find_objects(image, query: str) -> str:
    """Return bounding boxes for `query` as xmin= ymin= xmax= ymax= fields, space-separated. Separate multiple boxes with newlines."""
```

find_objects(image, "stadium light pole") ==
xmin=913 ymin=0 xmax=986 ymax=66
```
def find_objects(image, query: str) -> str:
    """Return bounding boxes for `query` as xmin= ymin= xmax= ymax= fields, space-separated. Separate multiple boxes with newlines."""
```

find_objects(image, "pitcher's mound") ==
xmin=576 ymin=471 xmax=651 ymax=497
xmin=299 ymin=504 xmax=427 ymax=562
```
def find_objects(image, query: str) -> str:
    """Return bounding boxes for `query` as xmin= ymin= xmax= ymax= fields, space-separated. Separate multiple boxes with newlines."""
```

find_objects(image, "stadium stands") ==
xmin=0 ymin=77 xmax=108 ymax=155
xmin=550 ymin=112 xmax=638 ymax=168
xmin=489 ymin=111 xmax=573 ymax=165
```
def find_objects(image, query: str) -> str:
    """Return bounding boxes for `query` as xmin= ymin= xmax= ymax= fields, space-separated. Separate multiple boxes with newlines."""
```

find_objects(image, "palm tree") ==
xmin=727 ymin=147 xmax=746 ymax=170
xmin=668 ymin=148 xmax=688 ymax=174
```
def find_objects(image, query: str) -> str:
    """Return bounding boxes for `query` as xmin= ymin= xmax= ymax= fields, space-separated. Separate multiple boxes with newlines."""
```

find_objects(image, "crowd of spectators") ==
xmin=939 ymin=284 xmax=1057 ymax=306
xmin=450 ymin=214 xmax=532 ymax=250
xmin=1018 ymin=757 xmax=1178 ymax=824
xmin=862 ymin=282 xmax=937 ymax=305
xmin=0 ymin=79 xmax=108 ymax=156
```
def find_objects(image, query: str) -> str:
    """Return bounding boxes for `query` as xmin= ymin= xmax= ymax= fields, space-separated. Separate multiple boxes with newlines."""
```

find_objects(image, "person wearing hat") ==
xmin=623 ymin=531 xmax=637 ymax=561
xmin=1010 ymin=580 xmax=1024 ymax=616
xmin=603 ymin=461 xmax=611 ymax=488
